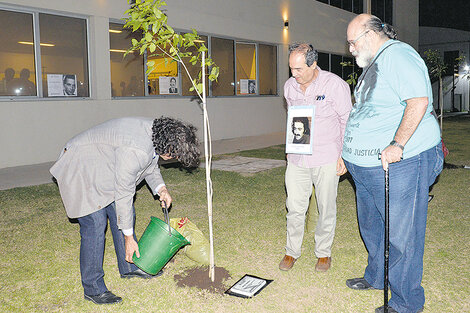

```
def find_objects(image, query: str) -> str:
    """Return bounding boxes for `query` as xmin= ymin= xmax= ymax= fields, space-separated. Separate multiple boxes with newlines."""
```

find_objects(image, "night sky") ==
xmin=420 ymin=0 xmax=470 ymax=31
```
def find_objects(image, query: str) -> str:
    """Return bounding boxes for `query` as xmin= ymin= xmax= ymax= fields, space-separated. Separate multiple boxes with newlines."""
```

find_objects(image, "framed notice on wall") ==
xmin=47 ymin=74 xmax=77 ymax=97
xmin=285 ymin=106 xmax=315 ymax=154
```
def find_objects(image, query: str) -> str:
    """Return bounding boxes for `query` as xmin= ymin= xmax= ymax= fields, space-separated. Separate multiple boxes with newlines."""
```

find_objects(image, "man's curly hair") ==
xmin=152 ymin=117 xmax=200 ymax=168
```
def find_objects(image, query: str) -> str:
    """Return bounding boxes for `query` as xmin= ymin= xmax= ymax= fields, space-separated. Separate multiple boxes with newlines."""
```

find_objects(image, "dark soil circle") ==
xmin=174 ymin=266 xmax=231 ymax=295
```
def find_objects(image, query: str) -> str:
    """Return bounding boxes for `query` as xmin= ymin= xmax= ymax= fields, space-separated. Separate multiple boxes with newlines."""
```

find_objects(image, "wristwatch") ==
xmin=389 ymin=140 xmax=404 ymax=151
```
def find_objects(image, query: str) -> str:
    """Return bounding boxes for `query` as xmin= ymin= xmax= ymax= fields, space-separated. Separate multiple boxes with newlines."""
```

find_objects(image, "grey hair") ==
xmin=366 ymin=15 xmax=397 ymax=40
xmin=288 ymin=42 xmax=318 ymax=67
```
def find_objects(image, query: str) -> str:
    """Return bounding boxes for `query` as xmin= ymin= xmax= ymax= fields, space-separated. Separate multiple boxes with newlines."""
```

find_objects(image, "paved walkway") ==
xmin=0 ymin=131 xmax=285 ymax=190
xmin=201 ymin=156 xmax=285 ymax=174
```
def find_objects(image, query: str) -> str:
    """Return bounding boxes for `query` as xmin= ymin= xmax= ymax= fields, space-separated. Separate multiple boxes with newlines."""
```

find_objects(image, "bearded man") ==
xmin=342 ymin=14 xmax=443 ymax=313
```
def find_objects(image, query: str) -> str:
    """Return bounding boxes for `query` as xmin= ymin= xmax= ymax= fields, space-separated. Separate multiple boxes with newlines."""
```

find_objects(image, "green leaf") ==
xmin=210 ymin=66 xmax=219 ymax=77
xmin=149 ymin=43 xmax=156 ymax=53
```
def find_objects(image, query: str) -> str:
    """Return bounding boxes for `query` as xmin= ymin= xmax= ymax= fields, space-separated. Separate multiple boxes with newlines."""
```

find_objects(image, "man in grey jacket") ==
xmin=50 ymin=116 xmax=200 ymax=305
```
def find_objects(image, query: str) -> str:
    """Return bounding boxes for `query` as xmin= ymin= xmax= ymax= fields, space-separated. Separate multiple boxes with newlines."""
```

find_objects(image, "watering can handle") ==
xmin=162 ymin=201 xmax=172 ymax=236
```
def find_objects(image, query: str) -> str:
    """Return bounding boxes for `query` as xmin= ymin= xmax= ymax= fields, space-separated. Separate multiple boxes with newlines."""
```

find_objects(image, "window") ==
xmin=236 ymin=42 xmax=256 ymax=95
xmin=109 ymin=25 xmax=278 ymax=98
xmin=40 ymin=13 xmax=89 ymax=97
xmin=0 ymin=10 xmax=36 ymax=96
xmin=317 ymin=52 xmax=362 ymax=92
xmin=0 ymin=8 xmax=89 ymax=98
xmin=317 ymin=0 xmax=363 ymax=14
xmin=211 ymin=37 xmax=235 ymax=96
xmin=147 ymin=44 xmax=179 ymax=96
xmin=371 ymin=0 xmax=393 ymax=25
xmin=109 ymin=23 xmax=144 ymax=97
xmin=444 ymin=50 xmax=459 ymax=76
xmin=181 ymin=34 xmax=208 ymax=97
xmin=258 ymin=44 xmax=277 ymax=95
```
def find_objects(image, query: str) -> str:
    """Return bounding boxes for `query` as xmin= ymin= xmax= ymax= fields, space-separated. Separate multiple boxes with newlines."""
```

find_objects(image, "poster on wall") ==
xmin=285 ymin=106 xmax=315 ymax=154
xmin=47 ymin=74 xmax=77 ymax=97
xmin=240 ymin=79 xmax=256 ymax=94
xmin=239 ymin=79 xmax=248 ymax=94
xmin=159 ymin=76 xmax=178 ymax=95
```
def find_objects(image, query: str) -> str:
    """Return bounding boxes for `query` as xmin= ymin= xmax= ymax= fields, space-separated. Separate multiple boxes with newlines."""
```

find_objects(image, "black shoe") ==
xmin=375 ymin=305 xmax=398 ymax=313
xmin=84 ymin=291 xmax=122 ymax=304
xmin=376 ymin=305 xmax=423 ymax=313
xmin=346 ymin=277 xmax=376 ymax=290
xmin=120 ymin=268 xmax=163 ymax=279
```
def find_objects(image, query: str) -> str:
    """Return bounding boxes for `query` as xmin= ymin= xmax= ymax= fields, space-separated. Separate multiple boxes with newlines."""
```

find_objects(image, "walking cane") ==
xmin=384 ymin=166 xmax=390 ymax=312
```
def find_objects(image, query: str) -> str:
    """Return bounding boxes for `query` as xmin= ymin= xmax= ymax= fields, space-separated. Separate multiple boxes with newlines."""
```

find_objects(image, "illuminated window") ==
xmin=258 ymin=44 xmax=277 ymax=95
xmin=0 ymin=9 xmax=89 ymax=98
xmin=181 ymin=34 xmax=209 ymax=97
xmin=211 ymin=37 xmax=235 ymax=96
xmin=236 ymin=42 xmax=256 ymax=95
xmin=147 ymin=44 xmax=179 ymax=96
xmin=40 ymin=13 xmax=89 ymax=97
xmin=109 ymin=22 xmax=144 ymax=97
xmin=0 ymin=10 xmax=36 ymax=96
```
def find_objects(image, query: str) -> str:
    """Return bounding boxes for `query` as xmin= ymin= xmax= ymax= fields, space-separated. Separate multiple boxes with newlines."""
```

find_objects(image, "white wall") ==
xmin=0 ymin=0 xmax=419 ymax=168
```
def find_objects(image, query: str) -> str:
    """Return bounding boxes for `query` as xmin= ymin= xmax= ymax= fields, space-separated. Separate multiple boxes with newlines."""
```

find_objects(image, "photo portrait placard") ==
xmin=159 ymin=76 xmax=178 ymax=95
xmin=47 ymin=74 xmax=77 ymax=97
xmin=285 ymin=106 xmax=315 ymax=154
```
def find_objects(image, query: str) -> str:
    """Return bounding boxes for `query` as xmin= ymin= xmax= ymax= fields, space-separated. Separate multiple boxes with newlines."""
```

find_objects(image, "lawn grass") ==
xmin=0 ymin=116 xmax=468 ymax=312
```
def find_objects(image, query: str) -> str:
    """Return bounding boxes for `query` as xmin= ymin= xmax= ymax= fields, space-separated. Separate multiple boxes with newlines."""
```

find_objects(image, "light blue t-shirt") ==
xmin=342 ymin=40 xmax=440 ymax=167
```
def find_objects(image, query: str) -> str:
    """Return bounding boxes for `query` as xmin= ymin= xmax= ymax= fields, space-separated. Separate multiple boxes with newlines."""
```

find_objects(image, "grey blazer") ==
xmin=50 ymin=117 xmax=165 ymax=230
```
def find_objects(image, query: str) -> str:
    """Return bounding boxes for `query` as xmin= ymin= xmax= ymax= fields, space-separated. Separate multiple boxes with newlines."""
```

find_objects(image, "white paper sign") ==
xmin=285 ymin=106 xmax=315 ymax=154
xmin=47 ymin=74 xmax=77 ymax=97
xmin=159 ymin=76 xmax=178 ymax=95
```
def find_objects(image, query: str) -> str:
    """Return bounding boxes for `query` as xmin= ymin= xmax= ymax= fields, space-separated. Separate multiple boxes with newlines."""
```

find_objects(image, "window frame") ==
xmin=108 ymin=23 xmax=279 ymax=99
xmin=0 ymin=5 xmax=91 ymax=100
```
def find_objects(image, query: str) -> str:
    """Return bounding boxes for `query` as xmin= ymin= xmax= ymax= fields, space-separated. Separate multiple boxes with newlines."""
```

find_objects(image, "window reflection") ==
xmin=181 ymin=34 xmax=208 ymax=97
xmin=147 ymin=44 xmax=179 ymax=96
xmin=259 ymin=44 xmax=277 ymax=95
xmin=211 ymin=37 xmax=235 ymax=96
xmin=0 ymin=10 xmax=36 ymax=96
xmin=109 ymin=22 xmax=144 ymax=97
xmin=236 ymin=42 xmax=256 ymax=95
xmin=40 ymin=13 xmax=89 ymax=97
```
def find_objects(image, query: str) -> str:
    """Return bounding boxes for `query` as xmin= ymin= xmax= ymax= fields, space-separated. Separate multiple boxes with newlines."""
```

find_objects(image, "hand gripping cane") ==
xmin=384 ymin=166 xmax=390 ymax=312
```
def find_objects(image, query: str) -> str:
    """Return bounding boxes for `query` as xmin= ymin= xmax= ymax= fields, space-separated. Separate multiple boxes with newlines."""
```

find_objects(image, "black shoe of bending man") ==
xmin=120 ymin=268 xmax=163 ymax=279
xmin=346 ymin=277 xmax=377 ymax=290
xmin=84 ymin=291 xmax=122 ymax=304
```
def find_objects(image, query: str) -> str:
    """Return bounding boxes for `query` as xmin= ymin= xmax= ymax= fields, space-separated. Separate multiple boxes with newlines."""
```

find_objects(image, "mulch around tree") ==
xmin=174 ymin=266 xmax=231 ymax=294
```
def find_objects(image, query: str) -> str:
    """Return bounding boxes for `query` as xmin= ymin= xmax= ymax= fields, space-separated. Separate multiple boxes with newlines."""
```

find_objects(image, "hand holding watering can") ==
xmin=124 ymin=185 xmax=173 ymax=263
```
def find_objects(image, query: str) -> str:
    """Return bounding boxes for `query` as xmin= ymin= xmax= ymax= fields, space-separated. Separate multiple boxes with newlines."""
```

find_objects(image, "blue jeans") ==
xmin=345 ymin=143 xmax=443 ymax=313
xmin=77 ymin=202 xmax=138 ymax=296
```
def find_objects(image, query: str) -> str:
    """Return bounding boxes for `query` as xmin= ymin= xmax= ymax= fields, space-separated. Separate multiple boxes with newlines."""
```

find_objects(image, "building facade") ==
xmin=419 ymin=26 xmax=470 ymax=113
xmin=0 ymin=0 xmax=419 ymax=169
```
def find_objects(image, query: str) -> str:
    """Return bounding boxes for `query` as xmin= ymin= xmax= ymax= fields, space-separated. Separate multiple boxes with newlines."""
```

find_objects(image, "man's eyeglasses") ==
xmin=347 ymin=30 xmax=370 ymax=47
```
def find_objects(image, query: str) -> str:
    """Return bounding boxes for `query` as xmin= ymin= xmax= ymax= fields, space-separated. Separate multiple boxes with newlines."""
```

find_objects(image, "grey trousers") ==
xmin=285 ymin=161 xmax=339 ymax=259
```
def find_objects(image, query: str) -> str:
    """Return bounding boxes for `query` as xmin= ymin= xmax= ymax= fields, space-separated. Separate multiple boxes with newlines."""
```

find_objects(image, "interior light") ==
xmin=284 ymin=20 xmax=289 ymax=29
xmin=109 ymin=29 xmax=123 ymax=33
xmin=18 ymin=41 xmax=55 ymax=47
xmin=109 ymin=49 xmax=127 ymax=53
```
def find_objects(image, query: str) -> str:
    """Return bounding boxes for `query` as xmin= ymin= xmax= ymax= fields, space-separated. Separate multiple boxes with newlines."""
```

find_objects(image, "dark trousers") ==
xmin=77 ymin=202 xmax=138 ymax=296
